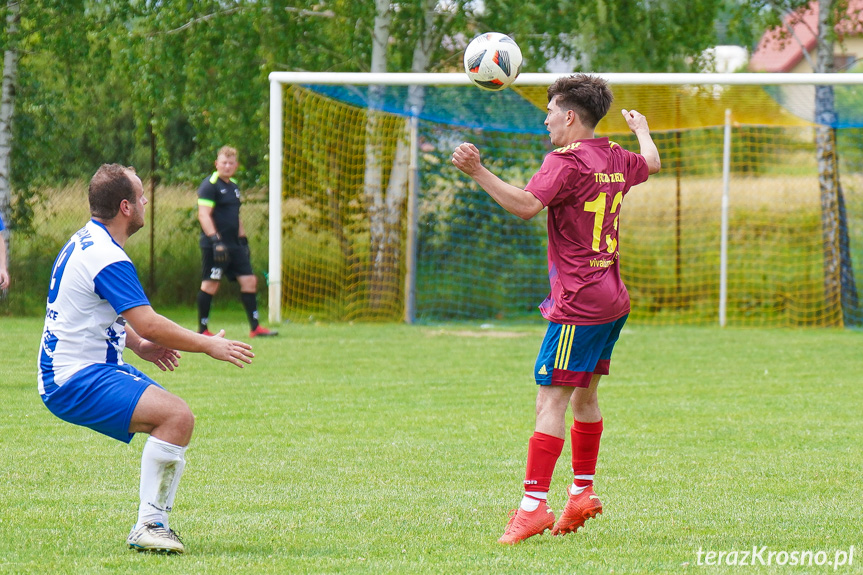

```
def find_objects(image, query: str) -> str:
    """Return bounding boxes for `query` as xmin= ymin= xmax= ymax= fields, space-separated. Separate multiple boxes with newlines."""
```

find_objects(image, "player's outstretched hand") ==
xmin=137 ymin=340 xmax=181 ymax=372
xmin=208 ymin=329 xmax=254 ymax=367
xmin=621 ymin=109 xmax=649 ymax=134
xmin=452 ymin=142 xmax=482 ymax=176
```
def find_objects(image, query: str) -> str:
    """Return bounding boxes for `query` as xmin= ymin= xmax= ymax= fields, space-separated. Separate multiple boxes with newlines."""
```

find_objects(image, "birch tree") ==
xmin=811 ymin=0 xmax=859 ymax=325
xmin=0 ymin=0 xmax=19 ymax=231
xmin=734 ymin=0 xmax=859 ymax=325
xmin=363 ymin=0 xmax=468 ymax=312
xmin=363 ymin=0 xmax=391 ymax=311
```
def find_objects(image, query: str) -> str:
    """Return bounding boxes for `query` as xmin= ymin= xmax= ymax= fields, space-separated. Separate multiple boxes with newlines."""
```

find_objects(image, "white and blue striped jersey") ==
xmin=38 ymin=220 xmax=150 ymax=395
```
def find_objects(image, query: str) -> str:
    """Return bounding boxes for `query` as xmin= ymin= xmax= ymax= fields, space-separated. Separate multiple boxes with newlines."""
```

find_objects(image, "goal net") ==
xmin=267 ymin=72 xmax=863 ymax=327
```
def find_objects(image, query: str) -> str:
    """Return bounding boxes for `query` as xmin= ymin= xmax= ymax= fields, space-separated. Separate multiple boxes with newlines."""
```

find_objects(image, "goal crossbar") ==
xmin=268 ymin=72 xmax=863 ymax=87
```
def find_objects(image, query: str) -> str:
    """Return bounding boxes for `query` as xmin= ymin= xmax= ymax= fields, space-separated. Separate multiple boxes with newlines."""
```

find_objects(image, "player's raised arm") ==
xmin=621 ymin=109 xmax=661 ymax=174
xmin=451 ymin=142 xmax=544 ymax=220
xmin=122 ymin=305 xmax=254 ymax=368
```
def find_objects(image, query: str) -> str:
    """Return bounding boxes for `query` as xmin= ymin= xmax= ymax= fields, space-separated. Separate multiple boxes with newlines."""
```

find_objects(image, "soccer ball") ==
xmin=463 ymin=32 xmax=523 ymax=91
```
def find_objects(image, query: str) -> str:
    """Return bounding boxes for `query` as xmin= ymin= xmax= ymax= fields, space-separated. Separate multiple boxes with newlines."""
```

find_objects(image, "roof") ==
xmin=749 ymin=0 xmax=863 ymax=72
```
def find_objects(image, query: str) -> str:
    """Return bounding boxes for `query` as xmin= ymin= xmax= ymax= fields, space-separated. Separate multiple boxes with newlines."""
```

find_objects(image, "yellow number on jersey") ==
xmin=584 ymin=191 xmax=623 ymax=253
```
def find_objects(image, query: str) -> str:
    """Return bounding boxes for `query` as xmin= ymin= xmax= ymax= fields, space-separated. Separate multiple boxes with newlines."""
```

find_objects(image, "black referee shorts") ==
xmin=201 ymin=244 xmax=254 ymax=281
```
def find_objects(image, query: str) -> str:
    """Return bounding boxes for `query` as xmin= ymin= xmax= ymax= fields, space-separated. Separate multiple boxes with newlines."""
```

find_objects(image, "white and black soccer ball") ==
xmin=463 ymin=32 xmax=523 ymax=91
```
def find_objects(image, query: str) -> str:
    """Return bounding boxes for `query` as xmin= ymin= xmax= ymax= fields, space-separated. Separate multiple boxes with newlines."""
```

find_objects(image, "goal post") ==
xmin=268 ymin=72 xmax=863 ymax=327
xmin=268 ymin=77 xmax=284 ymax=325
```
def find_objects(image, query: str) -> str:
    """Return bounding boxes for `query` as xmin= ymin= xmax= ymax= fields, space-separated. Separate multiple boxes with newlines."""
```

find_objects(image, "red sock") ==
xmin=571 ymin=419 xmax=603 ymax=487
xmin=524 ymin=432 xmax=564 ymax=493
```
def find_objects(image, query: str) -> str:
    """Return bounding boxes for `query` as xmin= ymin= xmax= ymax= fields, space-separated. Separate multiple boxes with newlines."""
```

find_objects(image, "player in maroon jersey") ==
xmin=452 ymin=74 xmax=661 ymax=544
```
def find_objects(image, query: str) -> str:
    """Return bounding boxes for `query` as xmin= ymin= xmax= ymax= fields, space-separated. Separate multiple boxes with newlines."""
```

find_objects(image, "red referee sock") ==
xmin=524 ymin=431 xmax=565 ymax=494
xmin=571 ymin=418 xmax=603 ymax=489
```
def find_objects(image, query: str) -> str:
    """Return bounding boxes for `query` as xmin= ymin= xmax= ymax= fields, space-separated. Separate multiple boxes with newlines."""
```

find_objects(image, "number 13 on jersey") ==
xmin=584 ymin=191 xmax=623 ymax=253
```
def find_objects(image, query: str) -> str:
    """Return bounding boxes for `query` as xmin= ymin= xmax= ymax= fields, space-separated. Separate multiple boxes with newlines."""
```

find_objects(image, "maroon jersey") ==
xmin=525 ymin=137 xmax=649 ymax=325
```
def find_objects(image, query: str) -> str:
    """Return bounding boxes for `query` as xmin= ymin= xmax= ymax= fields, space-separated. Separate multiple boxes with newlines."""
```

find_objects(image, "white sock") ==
xmin=164 ymin=453 xmax=186 ymax=525
xmin=570 ymin=484 xmax=586 ymax=496
xmin=520 ymin=491 xmax=547 ymax=511
xmin=136 ymin=436 xmax=187 ymax=530
xmin=570 ymin=475 xmax=594 ymax=496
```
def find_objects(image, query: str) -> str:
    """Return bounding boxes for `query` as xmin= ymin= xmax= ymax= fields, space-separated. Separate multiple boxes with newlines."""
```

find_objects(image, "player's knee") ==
xmin=167 ymin=397 xmax=195 ymax=441
xmin=178 ymin=401 xmax=195 ymax=431
xmin=178 ymin=402 xmax=195 ymax=429
xmin=571 ymin=397 xmax=600 ymax=423
xmin=535 ymin=394 xmax=566 ymax=420
xmin=572 ymin=394 xmax=598 ymax=412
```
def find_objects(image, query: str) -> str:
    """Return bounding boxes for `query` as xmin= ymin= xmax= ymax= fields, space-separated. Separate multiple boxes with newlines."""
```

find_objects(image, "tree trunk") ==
xmin=365 ymin=0 xmax=442 ymax=316
xmin=364 ymin=0 xmax=390 ymax=313
xmin=816 ymin=96 xmax=842 ymax=324
xmin=815 ymin=0 xmax=858 ymax=325
xmin=0 ymin=0 xmax=20 ymax=229
xmin=373 ymin=2 xmax=437 ymax=314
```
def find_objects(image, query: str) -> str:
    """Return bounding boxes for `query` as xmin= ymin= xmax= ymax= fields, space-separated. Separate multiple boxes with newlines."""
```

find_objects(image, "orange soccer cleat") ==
xmin=497 ymin=500 xmax=556 ymax=545
xmin=250 ymin=325 xmax=278 ymax=338
xmin=199 ymin=329 xmax=215 ymax=336
xmin=551 ymin=485 xmax=603 ymax=536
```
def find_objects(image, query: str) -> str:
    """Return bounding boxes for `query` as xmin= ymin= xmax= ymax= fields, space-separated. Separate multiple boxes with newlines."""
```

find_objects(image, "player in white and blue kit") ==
xmin=38 ymin=164 xmax=255 ymax=554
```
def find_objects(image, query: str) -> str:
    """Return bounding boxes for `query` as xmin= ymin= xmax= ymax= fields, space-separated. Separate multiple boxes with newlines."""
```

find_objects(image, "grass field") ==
xmin=1 ymin=312 xmax=862 ymax=574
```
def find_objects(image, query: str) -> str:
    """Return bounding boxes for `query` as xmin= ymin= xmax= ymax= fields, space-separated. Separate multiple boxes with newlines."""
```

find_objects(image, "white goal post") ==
xmin=267 ymin=72 xmax=861 ymax=325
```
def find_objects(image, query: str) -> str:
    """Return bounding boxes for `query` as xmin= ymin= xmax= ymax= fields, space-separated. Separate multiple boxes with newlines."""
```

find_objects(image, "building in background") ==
xmin=749 ymin=0 xmax=863 ymax=72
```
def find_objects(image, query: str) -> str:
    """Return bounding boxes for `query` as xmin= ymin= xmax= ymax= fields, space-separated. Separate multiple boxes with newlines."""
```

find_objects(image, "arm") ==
xmin=198 ymin=203 xmax=229 ymax=264
xmin=125 ymin=324 xmax=181 ymax=372
xmin=0 ymin=233 xmax=8 ymax=290
xmin=452 ymin=143 xmax=544 ymax=220
xmin=621 ymin=109 xmax=661 ymax=174
xmin=122 ymin=305 xmax=253 ymax=367
xmin=197 ymin=204 xmax=219 ymax=237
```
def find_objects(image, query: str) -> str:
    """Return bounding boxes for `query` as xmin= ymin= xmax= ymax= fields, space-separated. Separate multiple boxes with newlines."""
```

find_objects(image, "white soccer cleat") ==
xmin=126 ymin=522 xmax=184 ymax=554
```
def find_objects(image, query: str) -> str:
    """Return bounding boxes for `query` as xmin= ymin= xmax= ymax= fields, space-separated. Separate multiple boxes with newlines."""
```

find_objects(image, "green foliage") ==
xmin=477 ymin=0 xmax=582 ymax=69
xmin=385 ymin=1 xmax=473 ymax=72
xmin=3 ymin=320 xmax=863 ymax=572
xmin=585 ymin=0 xmax=723 ymax=72
xmin=480 ymin=0 xmax=722 ymax=72
xmin=0 ymin=0 xmax=737 ymax=202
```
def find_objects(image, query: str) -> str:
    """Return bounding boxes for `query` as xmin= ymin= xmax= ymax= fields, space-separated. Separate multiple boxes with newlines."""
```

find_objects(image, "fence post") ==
xmin=719 ymin=108 xmax=732 ymax=327
xmin=404 ymin=106 xmax=419 ymax=324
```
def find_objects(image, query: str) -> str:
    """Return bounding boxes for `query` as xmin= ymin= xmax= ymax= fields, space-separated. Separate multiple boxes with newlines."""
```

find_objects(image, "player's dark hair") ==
xmin=89 ymin=164 xmax=136 ymax=220
xmin=547 ymin=74 xmax=613 ymax=129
